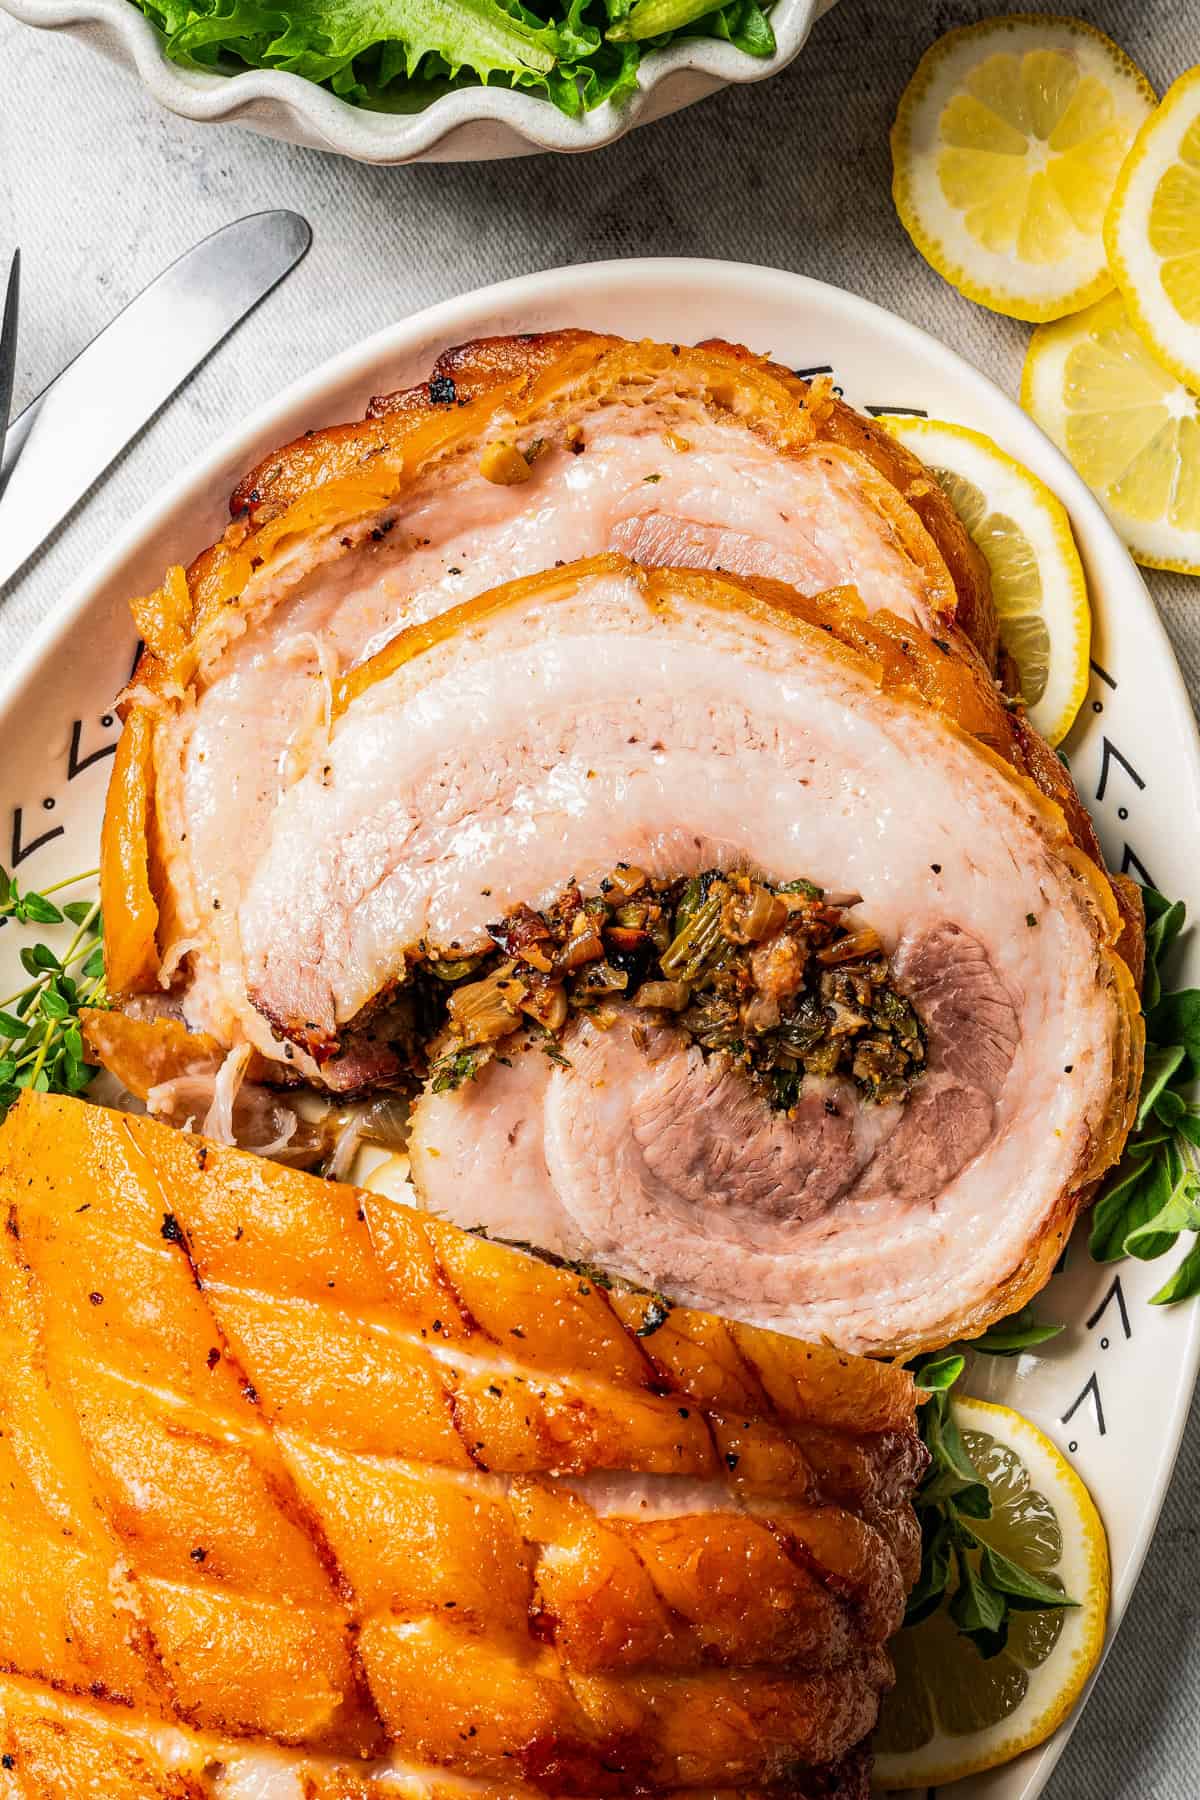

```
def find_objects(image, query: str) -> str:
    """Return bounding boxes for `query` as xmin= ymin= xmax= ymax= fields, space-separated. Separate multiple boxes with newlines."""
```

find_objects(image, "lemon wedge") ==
xmin=881 ymin=417 xmax=1090 ymax=744
xmin=892 ymin=16 xmax=1155 ymax=321
xmin=1022 ymin=289 xmax=1200 ymax=573
xmin=873 ymin=1396 xmax=1109 ymax=1790
xmin=1106 ymin=64 xmax=1200 ymax=394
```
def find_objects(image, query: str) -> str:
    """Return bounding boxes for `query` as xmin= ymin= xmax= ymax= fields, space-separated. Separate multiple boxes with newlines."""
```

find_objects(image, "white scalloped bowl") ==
xmin=0 ymin=0 xmax=831 ymax=162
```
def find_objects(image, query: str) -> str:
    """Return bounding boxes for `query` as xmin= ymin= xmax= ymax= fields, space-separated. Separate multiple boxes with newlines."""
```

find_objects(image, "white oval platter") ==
xmin=1 ymin=258 xmax=1195 ymax=1800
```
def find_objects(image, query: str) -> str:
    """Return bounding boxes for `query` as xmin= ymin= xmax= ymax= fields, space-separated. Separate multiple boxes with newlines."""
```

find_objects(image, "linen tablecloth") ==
xmin=0 ymin=1 xmax=1197 ymax=1792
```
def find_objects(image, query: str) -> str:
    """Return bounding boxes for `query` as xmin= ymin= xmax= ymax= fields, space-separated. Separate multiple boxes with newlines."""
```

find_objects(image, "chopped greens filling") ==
xmin=407 ymin=866 xmax=926 ymax=1109
xmin=126 ymin=0 xmax=778 ymax=116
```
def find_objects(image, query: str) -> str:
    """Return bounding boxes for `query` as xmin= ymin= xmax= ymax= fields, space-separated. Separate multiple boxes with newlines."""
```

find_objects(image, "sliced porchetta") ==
xmin=0 ymin=1091 xmax=924 ymax=1798
xmin=99 ymin=330 xmax=993 ymax=1050
xmin=179 ymin=556 xmax=1139 ymax=1355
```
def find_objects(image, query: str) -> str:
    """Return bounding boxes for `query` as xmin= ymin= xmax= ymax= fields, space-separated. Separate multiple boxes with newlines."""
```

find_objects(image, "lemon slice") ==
xmin=1106 ymin=64 xmax=1200 ymax=393
xmin=892 ymin=16 xmax=1155 ymax=321
xmin=881 ymin=417 xmax=1090 ymax=744
xmin=1022 ymin=289 xmax=1200 ymax=573
xmin=873 ymin=1396 xmax=1109 ymax=1790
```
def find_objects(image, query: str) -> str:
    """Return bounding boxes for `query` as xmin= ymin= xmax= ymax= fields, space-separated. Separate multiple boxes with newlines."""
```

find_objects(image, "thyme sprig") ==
xmin=0 ymin=868 xmax=107 ymax=1121
xmin=906 ymin=1354 xmax=1076 ymax=1658
xmin=1090 ymin=888 xmax=1200 ymax=1302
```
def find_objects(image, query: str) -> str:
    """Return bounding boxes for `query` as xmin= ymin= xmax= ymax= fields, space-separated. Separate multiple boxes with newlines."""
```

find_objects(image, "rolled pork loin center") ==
xmin=409 ymin=902 xmax=1020 ymax=1279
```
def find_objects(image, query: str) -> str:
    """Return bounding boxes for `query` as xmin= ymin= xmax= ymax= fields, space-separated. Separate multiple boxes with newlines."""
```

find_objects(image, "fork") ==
xmin=0 ymin=251 xmax=18 ymax=496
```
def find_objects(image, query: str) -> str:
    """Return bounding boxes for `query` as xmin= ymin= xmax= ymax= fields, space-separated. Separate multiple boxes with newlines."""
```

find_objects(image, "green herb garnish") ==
xmin=967 ymin=1308 xmax=1065 ymax=1357
xmin=0 ymin=869 xmax=107 ymax=1122
xmin=907 ymin=1355 xmax=1076 ymax=1658
xmin=1089 ymin=888 xmax=1200 ymax=1302
xmin=429 ymin=1047 xmax=480 ymax=1093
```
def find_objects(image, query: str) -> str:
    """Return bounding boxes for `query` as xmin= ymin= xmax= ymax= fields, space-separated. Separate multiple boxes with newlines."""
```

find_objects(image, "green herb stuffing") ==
xmin=125 ymin=0 xmax=777 ymax=115
xmin=0 ymin=870 xmax=107 ymax=1123
xmin=427 ymin=866 xmax=926 ymax=1109
xmin=428 ymin=1046 xmax=480 ymax=1093
xmin=906 ymin=1355 xmax=1076 ymax=1659
xmin=1089 ymin=888 xmax=1200 ymax=1303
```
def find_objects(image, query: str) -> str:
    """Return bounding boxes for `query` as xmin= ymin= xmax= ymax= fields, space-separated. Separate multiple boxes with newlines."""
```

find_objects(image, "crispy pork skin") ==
xmin=215 ymin=558 xmax=1139 ymax=1354
xmin=0 ymin=1093 xmax=921 ymax=1797
xmin=100 ymin=332 xmax=993 ymax=1021
xmin=0 ymin=1679 xmax=877 ymax=1800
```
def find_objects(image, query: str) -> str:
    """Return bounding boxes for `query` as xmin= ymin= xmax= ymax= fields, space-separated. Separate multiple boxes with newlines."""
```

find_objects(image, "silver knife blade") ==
xmin=0 ymin=250 xmax=19 ymax=476
xmin=0 ymin=210 xmax=311 ymax=593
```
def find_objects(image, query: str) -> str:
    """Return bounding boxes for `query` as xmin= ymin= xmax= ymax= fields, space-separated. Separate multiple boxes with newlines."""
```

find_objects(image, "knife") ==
xmin=0 ymin=211 xmax=311 ymax=594
xmin=0 ymin=251 xmax=18 ymax=476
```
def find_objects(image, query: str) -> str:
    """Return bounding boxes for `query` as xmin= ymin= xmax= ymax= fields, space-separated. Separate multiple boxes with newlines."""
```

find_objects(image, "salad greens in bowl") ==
xmin=1 ymin=0 xmax=830 ymax=161
xmin=127 ymin=0 xmax=780 ymax=116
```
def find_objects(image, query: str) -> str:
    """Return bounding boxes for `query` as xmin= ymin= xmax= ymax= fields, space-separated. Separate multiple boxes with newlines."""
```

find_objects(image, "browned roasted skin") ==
xmin=0 ymin=1093 xmax=923 ymax=1794
xmin=225 ymin=329 xmax=992 ymax=674
xmin=133 ymin=330 xmax=993 ymax=712
xmin=0 ymin=1676 xmax=873 ymax=1798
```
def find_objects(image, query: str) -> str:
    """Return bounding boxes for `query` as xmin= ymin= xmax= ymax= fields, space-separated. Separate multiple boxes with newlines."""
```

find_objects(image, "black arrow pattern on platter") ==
xmin=1089 ymin=658 xmax=1117 ymax=691
xmin=10 ymin=805 xmax=64 ymax=869
xmin=1061 ymin=1371 xmax=1106 ymax=1437
xmin=1120 ymin=843 xmax=1155 ymax=887
xmin=67 ymin=718 xmax=118 ymax=781
xmin=1087 ymin=1274 xmax=1132 ymax=1340
xmin=865 ymin=403 xmax=928 ymax=417
xmin=1096 ymin=737 xmax=1146 ymax=805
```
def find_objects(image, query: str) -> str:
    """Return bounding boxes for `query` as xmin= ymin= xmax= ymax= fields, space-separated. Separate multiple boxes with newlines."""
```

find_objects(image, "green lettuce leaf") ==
xmin=129 ymin=0 xmax=774 ymax=113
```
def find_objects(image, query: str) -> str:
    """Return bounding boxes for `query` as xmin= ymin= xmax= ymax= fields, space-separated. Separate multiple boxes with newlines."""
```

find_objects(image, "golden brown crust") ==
xmin=226 ymin=327 xmax=992 ymax=676
xmin=0 ymin=1092 xmax=920 ymax=1790
xmin=135 ymin=330 xmax=991 ymax=695
xmin=695 ymin=336 xmax=994 ymax=667
xmin=0 ymin=1675 xmax=873 ymax=1800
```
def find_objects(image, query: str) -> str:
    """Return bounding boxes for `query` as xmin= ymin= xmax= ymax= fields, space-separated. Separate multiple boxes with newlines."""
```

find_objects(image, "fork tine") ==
xmin=0 ymin=251 xmax=20 ymax=494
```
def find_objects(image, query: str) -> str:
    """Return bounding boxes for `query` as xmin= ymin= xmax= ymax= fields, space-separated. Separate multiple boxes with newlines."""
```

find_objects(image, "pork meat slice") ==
xmin=222 ymin=557 xmax=1139 ymax=1353
xmin=100 ymin=332 xmax=993 ymax=1034
xmin=0 ymin=1092 xmax=922 ymax=1796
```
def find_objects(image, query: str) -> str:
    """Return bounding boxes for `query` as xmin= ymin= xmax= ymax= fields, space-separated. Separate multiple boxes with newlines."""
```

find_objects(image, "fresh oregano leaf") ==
xmin=948 ymin=1542 xmax=1008 ymax=1650
xmin=914 ymin=1352 xmax=966 ymax=1391
xmin=1124 ymin=1156 xmax=1200 ymax=1253
xmin=976 ymin=1543 xmax=1076 ymax=1610
xmin=1090 ymin=1153 xmax=1171 ymax=1263
xmin=1154 ymin=1086 xmax=1188 ymax=1127
xmin=1137 ymin=1043 xmax=1187 ymax=1129
xmin=904 ymin=1514 xmax=954 ymax=1627
xmin=1147 ymin=988 xmax=1200 ymax=1077
xmin=1150 ymin=1236 xmax=1200 ymax=1305
xmin=969 ymin=1311 xmax=1065 ymax=1357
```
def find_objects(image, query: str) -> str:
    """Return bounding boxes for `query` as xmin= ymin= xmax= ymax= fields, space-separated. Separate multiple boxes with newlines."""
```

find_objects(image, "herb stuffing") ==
xmin=0 ymin=870 xmax=107 ymax=1123
xmin=125 ymin=0 xmax=778 ymax=117
xmin=420 ymin=865 xmax=925 ymax=1109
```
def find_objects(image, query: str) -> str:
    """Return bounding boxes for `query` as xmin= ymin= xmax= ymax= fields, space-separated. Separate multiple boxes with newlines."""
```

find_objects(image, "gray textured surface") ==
xmin=1 ymin=1 xmax=1198 ymax=1793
